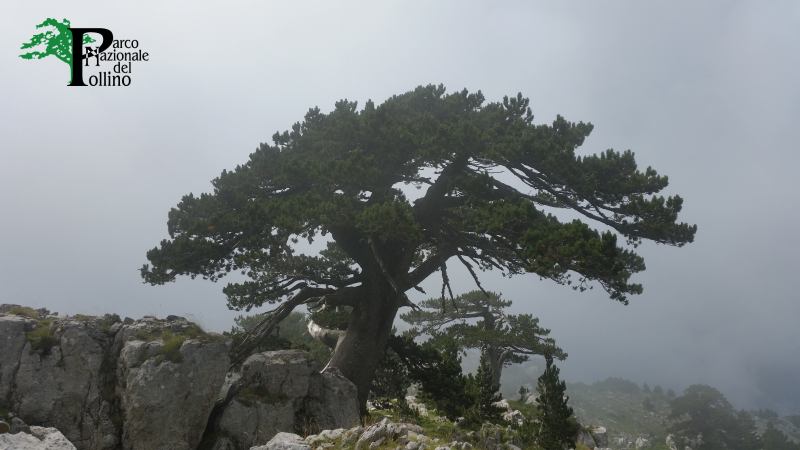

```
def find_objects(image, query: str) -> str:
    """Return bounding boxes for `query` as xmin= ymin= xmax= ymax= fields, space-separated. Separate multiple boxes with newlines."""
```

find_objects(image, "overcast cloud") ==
xmin=1 ymin=1 xmax=798 ymax=413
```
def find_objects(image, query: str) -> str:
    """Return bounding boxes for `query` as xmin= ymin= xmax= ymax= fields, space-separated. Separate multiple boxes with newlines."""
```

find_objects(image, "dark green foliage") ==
xmin=643 ymin=383 xmax=651 ymax=393
xmin=402 ymin=291 xmax=565 ymax=383
xmin=667 ymin=388 xmax=676 ymax=398
xmin=787 ymin=415 xmax=800 ymax=429
xmin=763 ymin=422 xmax=800 ymax=450
xmin=141 ymin=84 xmax=695 ymax=313
xmin=469 ymin=355 xmax=504 ymax=424
xmin=653 ymin=385 xmax=663 ymax=395
xmin=537 ymin=357 xmax=579 ymax=450
xmin=591 ymin=377 xmax=641 ymax=394
xmin=385 ymin=334 xmax=476 ymax=421
xmin=643 ymin=397 xmax=655 ymax=411
xmin=370 ymin=342 xmax=412 ymax=401
xmin=667 ymin=384 xmax=758 ymax=450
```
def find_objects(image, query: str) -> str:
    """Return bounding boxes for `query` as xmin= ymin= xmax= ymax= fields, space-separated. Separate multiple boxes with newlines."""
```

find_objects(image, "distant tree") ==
xmin=787 ymin=414 xmax=800 ymax=429
xmin=141 ymin=85 xmax=696 ymax=412
xmin=753 ymin=408 xmax=781 ymax=420
xmin=643 ymin=397 xmax=655 ymax=411
xmin=763 ymin=421 xmax=800 ymax=450
xmin=537 ymin=356 xmax=579 ymax=450
xmin=653 ymin=385 xmax=664 ymax=395
xmin=667 ymin=388 xmax=676 ymax=398
xmin=643 ymin=383 xmax=651 ymax=393
xmin=401 ymin=290 xmax=565 ymax=383
xmin=668 ymin=384 xmax=738 ymax=450
xmin=19 ymin=18 xmax=95 ymax=83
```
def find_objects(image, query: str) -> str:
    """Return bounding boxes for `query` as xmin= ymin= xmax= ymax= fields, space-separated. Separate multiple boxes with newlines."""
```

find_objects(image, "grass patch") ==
xmin=8 ymin=306 xmax=39 ymax=319
xmin=236 ymin=385 xmax=288 ymax=407
xmin=55 ymin=358 xmax=66 ymax=368
xmin=134 ymin=330 xmax=155 ymax=342
xmin=156 ymin=331 xmax=185 ymax=365
xmin=26 ymin=326 xmax=57 ymax=355
xmin=0 ymin=400 xmax=10 ymax=419
xmin=74 ymin=314 xmax=92 ymax=322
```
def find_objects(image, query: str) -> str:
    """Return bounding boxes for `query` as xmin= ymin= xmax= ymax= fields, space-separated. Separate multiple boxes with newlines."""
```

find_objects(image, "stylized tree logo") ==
xmin=19 ymin=18 xmax=96 ymax=83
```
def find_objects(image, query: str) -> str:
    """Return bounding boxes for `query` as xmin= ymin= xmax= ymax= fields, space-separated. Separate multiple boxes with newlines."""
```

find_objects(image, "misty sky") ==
xmin=2 ymin=2 xmax=799 ymax=413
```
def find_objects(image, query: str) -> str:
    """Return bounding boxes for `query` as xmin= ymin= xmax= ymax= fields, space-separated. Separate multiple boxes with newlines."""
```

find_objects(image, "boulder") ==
xmin=635 ymin=437 xmax=650 ymax=448
xmin=302 ymin=368 xmax=359 ymax=431
xmin=590 ymin=426 xmax=608 ymax=447
xmin=215 ymin=350 xmax=316 ymax=449
xmin=250 ymin=432 xmax=312 ymax=450
xmin=118 ymin=337 xmax=230 ymax=450
xmin=0 ymin=426 xmax=76 ymax=450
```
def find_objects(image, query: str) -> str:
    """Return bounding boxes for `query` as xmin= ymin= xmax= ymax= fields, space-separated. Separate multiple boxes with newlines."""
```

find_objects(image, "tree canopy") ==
xmin=141 ymin=84 xmax=696 ymax=409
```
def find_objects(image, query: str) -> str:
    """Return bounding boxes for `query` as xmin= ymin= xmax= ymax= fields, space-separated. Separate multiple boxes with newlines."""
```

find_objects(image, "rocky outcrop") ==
xmin=0 ymin=425 xmax=77 ymax=450
xmin=0 ymin=306 xmax=230 ymax=450
xmin=208 ymin=350 xmax=359 ymax=450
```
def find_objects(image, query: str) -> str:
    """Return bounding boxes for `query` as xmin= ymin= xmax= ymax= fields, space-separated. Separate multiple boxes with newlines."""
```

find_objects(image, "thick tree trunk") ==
xmin=483 ymin=346 xmax=504 ymax=385
xmin=325 ymin=283 xmax=400 ymax=415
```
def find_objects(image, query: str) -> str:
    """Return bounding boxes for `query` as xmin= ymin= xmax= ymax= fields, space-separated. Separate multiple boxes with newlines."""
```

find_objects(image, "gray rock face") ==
xmin=0 ymin=307 xmax=230 ymax=450
xmin=118 ymin=338 xmax=230 ymax=450
xmin=303 ymin=368 xmax=360 ymax=431
xmin=212 ymin=351 xmax=359 ymax=449
xmin=215 ymin=350 xmax=316 ymax=449
xmin=591 ymin=426 xmax=608 ymax=447
xmin=0 ymin=315 xmax=35 ymax=405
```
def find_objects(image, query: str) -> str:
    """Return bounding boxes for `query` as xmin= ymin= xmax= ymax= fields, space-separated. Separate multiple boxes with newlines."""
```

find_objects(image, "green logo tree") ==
xmin=19 ymin=18 xmax=96 ymax=83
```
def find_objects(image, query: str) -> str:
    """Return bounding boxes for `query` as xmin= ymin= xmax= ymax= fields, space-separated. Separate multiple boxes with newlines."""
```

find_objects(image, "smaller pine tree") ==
xmin=643 ymin=383 xmax=651 ymax=393
xmin=471 ymin=354 xmax=504 ymax=423
xmin=536 ymin=356 xmax=579 ymax=450
xmin=653 ymin=385 xmax=664 ymax=395
xmin=667 ymin=388 xmax=676 ymax=399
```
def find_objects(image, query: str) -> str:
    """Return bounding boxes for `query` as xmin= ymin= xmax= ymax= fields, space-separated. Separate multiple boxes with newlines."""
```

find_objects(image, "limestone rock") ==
xmin=635 ymin=437 xmax=650 ymax=448
xmin=118 ymin=337 xmax=230 ymax=450
xmin=0 ymin=314 xmax=36 ymax=403
xmin=303 ymin=368 xmax=360 ymax=431
xmin=591 ymin=426 xmax=608 ymax=447
xmin=251 ymin=432 xmax=312 ymax=450
xmin=5 ymin=313 xmax=121 ymax=449
xmin=216 ymin=350 xmax=316 ymax=449
xmin=577 ymin=429 xmax=597 ymax=449
xmin=0 ymin=426 xmax=76 ymax=450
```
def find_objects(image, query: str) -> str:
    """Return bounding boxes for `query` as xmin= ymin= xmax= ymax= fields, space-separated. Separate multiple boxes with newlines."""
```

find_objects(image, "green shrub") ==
xmin=26 ymin=326 xmax=57 ymax=355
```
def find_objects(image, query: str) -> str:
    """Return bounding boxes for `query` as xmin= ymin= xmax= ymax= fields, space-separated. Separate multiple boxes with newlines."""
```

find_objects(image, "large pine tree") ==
xmin=141 ymin=85 xmax=696 ymax=412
